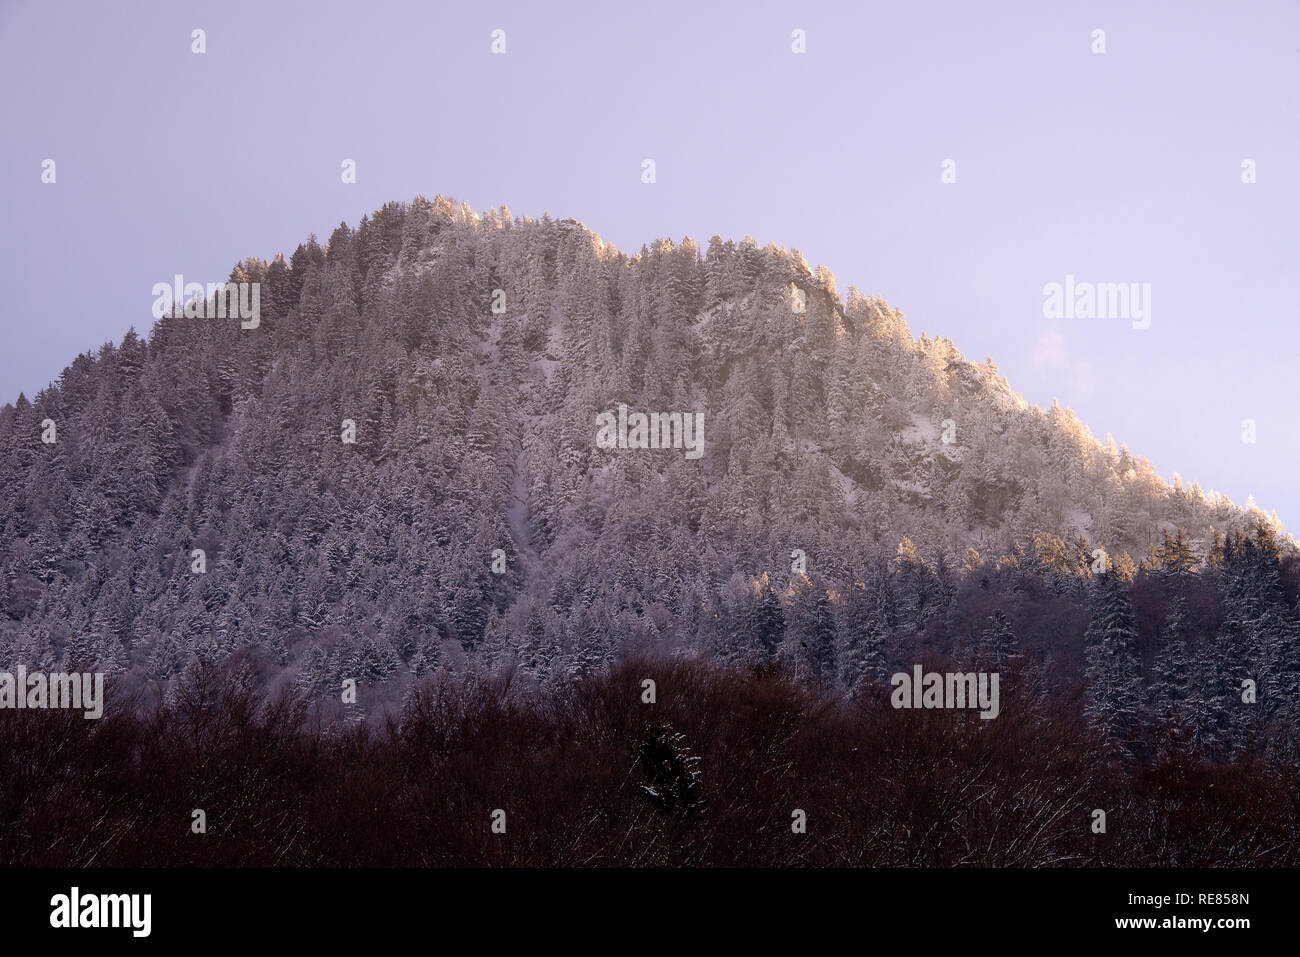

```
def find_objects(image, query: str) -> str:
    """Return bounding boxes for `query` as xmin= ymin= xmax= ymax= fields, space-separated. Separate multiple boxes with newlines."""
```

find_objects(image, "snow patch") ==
xmin=900 ymin=413 xmax=937 ymax=445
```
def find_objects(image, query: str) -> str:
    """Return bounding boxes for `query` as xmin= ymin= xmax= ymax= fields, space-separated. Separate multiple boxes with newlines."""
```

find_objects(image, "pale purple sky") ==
xmin=1 ymin=0 xmax=1297 ymax=527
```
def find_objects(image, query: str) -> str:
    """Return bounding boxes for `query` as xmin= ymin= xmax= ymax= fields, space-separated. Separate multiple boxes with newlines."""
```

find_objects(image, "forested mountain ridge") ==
xmin=0 ymin=196 xmax=1294 ymax=740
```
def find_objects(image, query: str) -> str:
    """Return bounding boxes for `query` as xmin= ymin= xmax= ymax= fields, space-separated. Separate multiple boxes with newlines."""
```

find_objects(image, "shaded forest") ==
xmin=2 ymin=654 xmax=1298 ymax=867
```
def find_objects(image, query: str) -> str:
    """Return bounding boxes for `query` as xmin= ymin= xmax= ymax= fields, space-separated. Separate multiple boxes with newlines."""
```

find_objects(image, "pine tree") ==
xmin=979 ymin=609 xmax=1018 ymax=667
xmin=1150 ymin=596 xmax=1192 ymax=723
xmin=1083 ymin=572 xmax=1143 ymax=756
xmin=410 ymin=635 xmax=444 ymax=679
xmin=1152 ymin=527 xmax=1197 ymax=580
xmin=787 ymin=574 xmax=837 ymax=683
xmin=1212 ymin=521 xmax=1287 ymax=753
xmin=296 ymin=645 xmax=329 ymax=697
xmin=838 ymin=564 xmax=891 ymax=693
xmin=748 ymin=573 xmax=786 ymax=658
xmin=1185 ymin=636 xmax=1222 ymax=753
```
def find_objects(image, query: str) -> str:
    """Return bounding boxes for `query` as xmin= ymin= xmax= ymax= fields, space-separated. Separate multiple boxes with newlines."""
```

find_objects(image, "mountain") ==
xmin=0 ymin=194 xmax=1292 ymax=711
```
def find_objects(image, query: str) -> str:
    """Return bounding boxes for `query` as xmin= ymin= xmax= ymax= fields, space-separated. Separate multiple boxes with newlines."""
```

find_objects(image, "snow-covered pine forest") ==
xmin=1 ymin=195 xmax=1296 ymax=762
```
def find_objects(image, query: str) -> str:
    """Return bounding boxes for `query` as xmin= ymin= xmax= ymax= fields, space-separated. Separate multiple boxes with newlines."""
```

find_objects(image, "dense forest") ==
xmin=1 ymin=194 xmax=1297 ymax=775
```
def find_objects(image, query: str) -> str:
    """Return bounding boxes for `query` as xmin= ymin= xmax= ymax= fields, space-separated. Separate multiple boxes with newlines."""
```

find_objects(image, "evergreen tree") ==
xmin=1150 ymin=595 xmax=1192 ymax=723
xmin=787 ymin=574 xmax=838 ymax=683
xmin=1083 ymin=572 xmax=1143 ymax=756
xmin=979 ymin=609 xmax=1018 ymax=667
xmin=748 ymin=573 xmax=786 ymax=658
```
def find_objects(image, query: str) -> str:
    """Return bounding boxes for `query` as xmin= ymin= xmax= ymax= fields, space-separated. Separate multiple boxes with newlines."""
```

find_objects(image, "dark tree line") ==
xmin=2 ymin=654 xmax=1297 ymax=868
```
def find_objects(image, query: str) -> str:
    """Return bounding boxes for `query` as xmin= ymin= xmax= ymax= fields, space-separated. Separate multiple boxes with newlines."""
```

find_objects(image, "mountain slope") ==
xmin=0 ymin=195 xmax=1288 ymax=695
